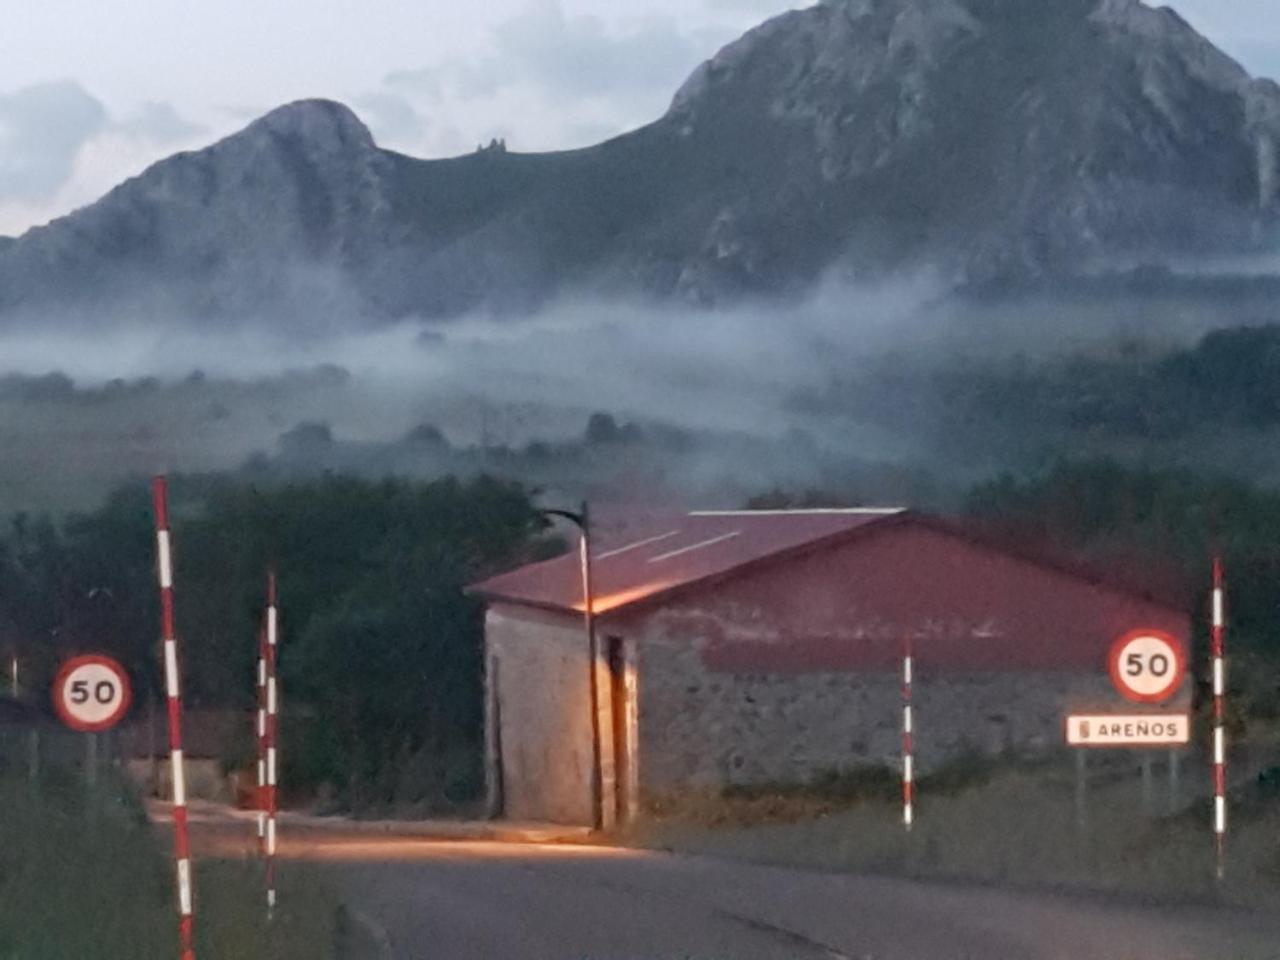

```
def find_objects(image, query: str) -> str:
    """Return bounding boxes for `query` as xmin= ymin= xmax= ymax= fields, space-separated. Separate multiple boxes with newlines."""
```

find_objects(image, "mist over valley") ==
xmin=5 ymin=0 xmax=1280 ymax=514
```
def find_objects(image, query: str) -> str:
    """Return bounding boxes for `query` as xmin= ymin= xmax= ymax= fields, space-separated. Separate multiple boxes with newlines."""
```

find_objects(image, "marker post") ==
xmin=256 ymin=623 xmax=267 ymax=855
xmin=1210 ymin=558 xmax=1227 ymax=881
xmin=902 ymin=633 xmax=914 ymax=832
xmin=151 ymin=476 xmax=196 ymax=960
xmin=264 ymin=572 xmax=280 ymax=918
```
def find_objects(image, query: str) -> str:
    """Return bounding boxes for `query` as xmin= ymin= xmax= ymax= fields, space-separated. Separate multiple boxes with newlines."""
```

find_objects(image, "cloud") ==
xmin=1226 ymin=40 xmax=1280 ymax=82
xmin=114 ymin=101 xmax=207 ymax=144
xmin=0 ymin=82 xmax=212 ymax=237
xmin=705 ymin=0 xmax=800 ymax=14
xmin=369 ymin=0 xmax=723 ymax=157
xmin=382 ymin=68 xmax=444 ymax=100
xmin=352 ymin=92 xmax=429 ymax=152
xmin=459 ymin=0 xmax=704 ymax=108
xmin=0 ymin=81 xmax=107 ymax=203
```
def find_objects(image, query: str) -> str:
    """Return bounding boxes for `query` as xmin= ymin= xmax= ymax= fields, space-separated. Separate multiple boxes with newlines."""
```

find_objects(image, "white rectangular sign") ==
xmin=1066 ymin=714 xmax=1190 ymax=747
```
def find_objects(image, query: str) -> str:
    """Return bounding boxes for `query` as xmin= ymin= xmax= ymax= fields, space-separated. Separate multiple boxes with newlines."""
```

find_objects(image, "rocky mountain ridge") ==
xmin=2 ymin=0 xmax=1278 ymax=325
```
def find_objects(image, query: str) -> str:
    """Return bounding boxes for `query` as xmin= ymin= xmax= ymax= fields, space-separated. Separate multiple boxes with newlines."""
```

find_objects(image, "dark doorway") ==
xmin=607 ymin=636 xmax=630 ymax=823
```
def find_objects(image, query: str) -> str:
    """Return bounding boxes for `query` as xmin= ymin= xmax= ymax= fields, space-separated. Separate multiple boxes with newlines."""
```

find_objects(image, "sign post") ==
xmin=51 ymin=655 xmax=133 ymax=733
xmin=1074 ymin=750 xmax=1088 ymax=835
xmin=1066 ymin=626 xmax=1189 ymax=834
xmin=86 ymin=733 xmax=98 ymax=789
xmin=1107 ymin=629 xmax=1184 ymax=704
xmin=1065 ymin=714 xmax=1190 ymax=747
xmin=28 ymin=725 xmax=39 ymax=787
xmin=51 ymin=654 xmax=133 ymax=834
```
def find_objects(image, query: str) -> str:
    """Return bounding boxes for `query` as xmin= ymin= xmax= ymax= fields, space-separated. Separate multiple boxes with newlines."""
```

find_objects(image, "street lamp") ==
xmin=540 ymin=502 xmax=603 ymax=830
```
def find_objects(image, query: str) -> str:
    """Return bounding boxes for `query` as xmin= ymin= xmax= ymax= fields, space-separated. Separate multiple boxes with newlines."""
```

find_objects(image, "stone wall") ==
xmin=612 ymin=521 xmax=1192 ymax=799
xmin=485 ymin=604 xmax=595 ymax=824
xmin=635 ymin=623 xmax=1188 ymax=795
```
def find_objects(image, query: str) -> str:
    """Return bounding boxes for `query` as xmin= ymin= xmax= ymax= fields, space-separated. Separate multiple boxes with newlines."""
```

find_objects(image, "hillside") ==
xmin=2 ymin=0 xmax=1279 ymax=325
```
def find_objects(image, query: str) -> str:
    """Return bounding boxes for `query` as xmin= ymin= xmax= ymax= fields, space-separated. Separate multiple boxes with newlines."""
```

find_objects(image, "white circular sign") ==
xmin=1107 ymin=630 xmax=1183 ymax=703
xmin=52 ymin=656 xmax=132 ymax=731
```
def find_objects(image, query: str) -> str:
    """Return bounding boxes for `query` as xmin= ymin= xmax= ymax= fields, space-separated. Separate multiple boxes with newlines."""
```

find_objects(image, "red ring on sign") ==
xmin=51 ymin=654 xmax=133 ymax=732
xmin=1107 ymin=629 xmax=1184 ymax=704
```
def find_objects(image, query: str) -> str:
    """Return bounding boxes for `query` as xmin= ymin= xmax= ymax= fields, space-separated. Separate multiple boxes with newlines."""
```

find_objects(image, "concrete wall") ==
xmin=485 ymin=603 xmax=596 ymax=824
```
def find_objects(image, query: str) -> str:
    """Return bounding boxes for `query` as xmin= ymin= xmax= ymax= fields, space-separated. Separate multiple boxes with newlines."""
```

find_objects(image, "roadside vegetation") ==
xmin=0 ymin=761 xmax=348 ymax=958
xmin=0 ymin=474 xmax=550 ymax=815
xmin=635 ymin=745 xmax=1280 ymax=907
xmin=657 ymin=461 xmax=1280 ymax=904
xmin=964 ymin=460 xmax=1280 ymax=722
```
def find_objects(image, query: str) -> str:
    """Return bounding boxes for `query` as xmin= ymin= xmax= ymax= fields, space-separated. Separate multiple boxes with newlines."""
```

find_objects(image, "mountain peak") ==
xmin=243 ymin=98 xmax=376 ymax=152
xmin=668 ymin=0 xmax=981 ymax=119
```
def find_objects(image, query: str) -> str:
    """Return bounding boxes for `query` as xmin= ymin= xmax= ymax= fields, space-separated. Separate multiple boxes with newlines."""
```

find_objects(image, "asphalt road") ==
xmin=260 ymin=832 xmax=1280 ymax=960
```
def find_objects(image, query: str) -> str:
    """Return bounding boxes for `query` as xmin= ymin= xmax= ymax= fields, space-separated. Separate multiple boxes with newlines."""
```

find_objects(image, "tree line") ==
xmin=0 ymin=474 xmax=551 ymax=811
xmin=4 ymin=459 xmax=1278 ymax=810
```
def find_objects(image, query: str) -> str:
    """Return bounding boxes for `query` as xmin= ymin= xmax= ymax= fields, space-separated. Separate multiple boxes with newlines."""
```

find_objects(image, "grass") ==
xmin=632 ymin=751 xmax=1280 ymax=908
xmin=0 ymin=765 xmax=354 ymax=959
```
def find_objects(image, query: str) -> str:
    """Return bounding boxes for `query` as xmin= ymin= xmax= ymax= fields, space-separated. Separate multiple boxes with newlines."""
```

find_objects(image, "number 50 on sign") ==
xmin=1107 ymin=629 xmax=1184 ymax=704
xmin=52 ymin=655 xmax=133 ymax=732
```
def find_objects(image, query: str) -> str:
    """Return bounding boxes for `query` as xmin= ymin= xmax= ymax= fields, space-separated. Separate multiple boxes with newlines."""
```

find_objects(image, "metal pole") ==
xmin=1075 ymin=750 xmax=1088 ymax=835
xmin=1141 ymin=753 xmax=1153 ymax=814
xmin=10 ymin=656 xmax=17 ymax=698
xmin=578 ymin=503 xmax=603 ymax=831
xmin=152 ymin=476 xmax=196 ymax=960
xmin=86 ymin=732 xmax=98 ymax=789
xmin=1169 ymin=749 xmax=1181 ymax=814
xmin=1210 ymin=557 xmax=1227 ymax=881
xmin=28 ymin=728 xmax=39 ymax=786
xmin=148 ymin=695 xmax=158 ymax=797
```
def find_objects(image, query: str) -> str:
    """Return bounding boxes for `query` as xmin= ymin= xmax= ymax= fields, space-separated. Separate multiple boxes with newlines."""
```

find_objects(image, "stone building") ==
xmin=469 ymin=509 xmax=1191 ymax=827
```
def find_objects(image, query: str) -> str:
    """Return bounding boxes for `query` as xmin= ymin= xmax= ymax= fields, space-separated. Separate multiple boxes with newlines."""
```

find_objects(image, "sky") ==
xmin=1 ymin=0 xmax=1278 ymax=237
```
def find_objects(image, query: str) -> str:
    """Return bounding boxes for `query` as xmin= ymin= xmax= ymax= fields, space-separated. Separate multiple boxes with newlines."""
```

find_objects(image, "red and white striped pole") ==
xmin=1210 ymin=556 xmax=1227 ymax=880
xmin=902 ymin=633 xmax=914 ymax=831
xmin=255 ymin=622 xmax=267 ymax=856
xmin=151 ymin=476 xmax=196 ymax=960
xmin=265 ymin=571 xmax=279 ymax=916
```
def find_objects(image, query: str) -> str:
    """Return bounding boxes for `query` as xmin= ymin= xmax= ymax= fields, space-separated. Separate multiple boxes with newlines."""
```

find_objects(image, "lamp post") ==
xmin=540 ymin=502 xmax=603 ymax=830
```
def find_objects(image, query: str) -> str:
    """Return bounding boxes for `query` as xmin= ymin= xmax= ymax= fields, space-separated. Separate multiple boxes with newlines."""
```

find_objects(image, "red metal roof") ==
xmin=469 ymin=509 xmax=906 ymax=615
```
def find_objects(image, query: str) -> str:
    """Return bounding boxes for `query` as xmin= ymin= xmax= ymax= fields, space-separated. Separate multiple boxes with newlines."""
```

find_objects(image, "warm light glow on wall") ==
xmin=571 ymin=581 xmax=679 ymax=615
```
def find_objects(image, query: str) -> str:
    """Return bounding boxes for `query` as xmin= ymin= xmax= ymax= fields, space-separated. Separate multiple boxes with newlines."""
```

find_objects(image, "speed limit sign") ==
xmin=1107 ymin=629 xmax=1184 ymax=703
xmin=51 ymin=655 xmax=132 ymax=732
